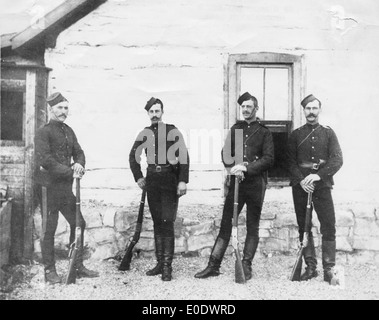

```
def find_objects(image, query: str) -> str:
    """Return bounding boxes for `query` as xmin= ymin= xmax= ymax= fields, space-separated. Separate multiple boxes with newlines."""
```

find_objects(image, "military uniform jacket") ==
xmin=35 ymin=120 xmax=85 ymax=185
xmin=287 ymin=123 xmax=343 ymax=188
xmin=222 ymin=120 xmax=274 ymax=181
xmin=129 ymin=122 xmax=190 ymax=183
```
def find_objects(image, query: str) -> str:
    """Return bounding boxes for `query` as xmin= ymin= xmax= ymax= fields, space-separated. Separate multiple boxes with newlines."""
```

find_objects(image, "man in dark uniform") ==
xmin=195 ymin=92 xmax=274 ymax=280
xmin=35 ymin=92 xmax=99 ymax=284
xmin=129 ymin=97 xmax=189 ymax=281
xmin=287 ymin=94 xmax=343 ymax=285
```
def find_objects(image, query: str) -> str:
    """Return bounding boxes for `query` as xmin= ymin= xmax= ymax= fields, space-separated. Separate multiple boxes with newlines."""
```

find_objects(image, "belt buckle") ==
xmin=312 ymin=163 xmax=319 ymax=170
xmin=156 ymin=165 xmax=162 ymax=172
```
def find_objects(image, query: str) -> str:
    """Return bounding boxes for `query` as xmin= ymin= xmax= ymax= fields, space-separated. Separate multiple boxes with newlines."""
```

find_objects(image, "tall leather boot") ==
xmin=75 ymin=228 xmax=99 ymax=278
xmin=41 ymin=230 xmax=60 ymax=284
xmin=146 ymin=235 xmax=164 ymax=276
xmin=300 ymin=234 xmax=318 ymax=281
xmin=194 ymin=237 xmax=229 ymax=279
xmin=161 ymin=237 xmax=175 ymax=281
xmin=322 ymin=240 xmax=338 ymax=285
xmin=242 ymin=236 xmax=259 ymax=280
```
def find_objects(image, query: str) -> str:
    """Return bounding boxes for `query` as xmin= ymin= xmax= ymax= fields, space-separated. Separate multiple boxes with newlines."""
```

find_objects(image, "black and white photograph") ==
xmin=1 ymin=0 xmax=378 ymax=304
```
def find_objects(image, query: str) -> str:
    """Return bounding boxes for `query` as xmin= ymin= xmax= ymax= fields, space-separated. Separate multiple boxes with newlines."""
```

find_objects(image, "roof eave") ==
xmin=10 ymin=0 xmax=107 ymax=56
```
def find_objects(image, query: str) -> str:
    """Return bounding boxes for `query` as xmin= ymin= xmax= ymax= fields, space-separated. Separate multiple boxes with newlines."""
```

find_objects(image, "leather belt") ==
xmin=299 ymin=159 xmax=326 ymax=170
xmin=147 ymin=165 xmax=173 ymax=173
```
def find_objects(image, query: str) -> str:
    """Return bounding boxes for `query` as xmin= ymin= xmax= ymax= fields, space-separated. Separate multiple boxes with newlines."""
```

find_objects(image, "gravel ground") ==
xmin=1 ymin=253 xmax=378 ymax=301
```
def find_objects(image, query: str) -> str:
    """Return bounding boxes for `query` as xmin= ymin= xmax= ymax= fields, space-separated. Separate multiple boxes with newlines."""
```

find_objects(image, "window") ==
xmin=226 ymin=53 xmax=305 ymax=185
xmin=1 ymin=91 xmax=25 ymax=141
xmin=1 ymin=68 xmax=26 ymax=145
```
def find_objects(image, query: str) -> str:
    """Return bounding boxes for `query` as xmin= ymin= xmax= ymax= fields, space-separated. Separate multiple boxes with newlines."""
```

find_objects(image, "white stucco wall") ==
xmin=44 ymin=0 xmax=379 ymax=206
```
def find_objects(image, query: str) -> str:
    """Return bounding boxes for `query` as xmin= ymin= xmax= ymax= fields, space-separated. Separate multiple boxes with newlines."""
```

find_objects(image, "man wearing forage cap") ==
xmin=194 ymin=92 xmax=274 ymax=281
xmin=35 ymin=92 xmax=99 ymax=284
xmin=287 ymin=94 xmax=343 ymax=285
xmin=129 ymin=97 xmax=189 ymax=281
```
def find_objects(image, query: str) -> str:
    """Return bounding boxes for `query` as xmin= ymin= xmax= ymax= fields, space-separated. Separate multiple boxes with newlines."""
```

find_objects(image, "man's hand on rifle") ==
xmin=177 ymin=181 xmax=187 ymax=197
xmin=230 ymin=163 xmax=247 ymax=182
xmin=72 ymin=163 xmax=85 ymax=179
xmin=137 ymin=177 xmax=146 ymax=190
xmin=300 ymin=177 xmax=316 ymax=193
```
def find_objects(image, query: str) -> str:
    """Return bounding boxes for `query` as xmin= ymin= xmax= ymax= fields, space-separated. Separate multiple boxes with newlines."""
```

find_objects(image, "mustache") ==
xmin=307 ymin=114 xmax=316 ymax=117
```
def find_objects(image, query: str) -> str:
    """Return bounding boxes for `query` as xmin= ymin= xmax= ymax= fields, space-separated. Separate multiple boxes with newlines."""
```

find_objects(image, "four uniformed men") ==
xmin=35 ymin=91 xmax=342 ymax=286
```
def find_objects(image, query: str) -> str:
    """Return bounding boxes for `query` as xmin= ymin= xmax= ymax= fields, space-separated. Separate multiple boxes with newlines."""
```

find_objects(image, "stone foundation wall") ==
xmin=32 ymin=195 xmax=379 ymax=266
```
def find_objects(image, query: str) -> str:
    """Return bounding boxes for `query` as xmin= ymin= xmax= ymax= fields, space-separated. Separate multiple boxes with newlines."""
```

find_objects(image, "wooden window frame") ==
xmin=224 ymin=52 xmax=306 ymax=187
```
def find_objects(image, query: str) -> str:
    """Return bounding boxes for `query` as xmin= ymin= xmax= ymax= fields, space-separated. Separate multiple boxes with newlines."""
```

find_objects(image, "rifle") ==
xmin=231 ymin=175 xmax=246 ymax=284
xmin=65 ymin=178 xmax=82 ymax=285
xmin=119 ymin=188 xmax=147 ymax=271
xmin=290 ymin=191 xmax=313 ymax=281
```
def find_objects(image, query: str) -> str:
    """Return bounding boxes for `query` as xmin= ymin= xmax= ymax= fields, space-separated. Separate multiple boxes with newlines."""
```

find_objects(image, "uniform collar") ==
xmin=49 ymin=119 xmax=65 ymax=126
xmin=305 ymin=123 xmax=320 ymax=130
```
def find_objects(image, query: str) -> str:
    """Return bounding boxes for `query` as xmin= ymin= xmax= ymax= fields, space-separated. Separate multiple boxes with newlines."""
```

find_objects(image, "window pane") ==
xmin=240 ymin=67 xmax=264 ymax=119
xmin=265 ymin=68 xmax=289 ymax=120
xmin=1 ymin=91 xmax=24 ymax=141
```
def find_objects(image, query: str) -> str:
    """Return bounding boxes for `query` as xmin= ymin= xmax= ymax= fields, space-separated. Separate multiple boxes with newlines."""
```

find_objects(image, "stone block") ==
xmin=260 ymin=237 xmax=289 ymax=252
xmin=336 ymin=226 xmax=350 ymax=237
xmin=289 ymin=226 xmax=299 ymax=238
xmin=102 ymin=207 xmax=116 ymax=227
xmin=238 ymin=214 xmax=246 ymax=225
xmin=54 ymin=233 xmax=69 ymax=250
xmin=199 ymin=247 xmax=212 ymax=257
xmin=272 ymin=227 xmax=289 ymax=240
xmin=55 ymin=214 xmax=68 ymax=236
xmin=261 ymin=210 xmax=276 ymax=220
xmin=142 ymin=218 xmax=154 ymax=232
xmin=136 ymin=237 xmax=155 ymax=251
xmin=351 ymin=205 xmax=376 ymax=220
xmin=257 ymin=228 xmax=269 ymax=238
xmin=336 ymin=236 xmax=353 ymax=252
xmin=336 ymin=209 xmax=354 ymax=227
xmin=114 ymin=209 xmax=137 ymax=232
xmin=33 ymin=208 xmax=42 ymax=238
xmin=273 ymin=214 xmax=297 ymax=228
xmin=86 ymin=227 xmax=116 ymax=246
xmin=175 ymin=236 xmax=187 ymax=253
xmin=174 ymin=217 xmax=184 ymax=237
xmin=90 ymin=242 xmax=119 ymax=260
xmin=82 ymin=209 xmax=103 ymax=229
xmin=260 ymin=219 xmax=273 ymax=229
xmin=187 ymin=233 xmax=215 ymax=252
xmin=183 ymin=218 xmax=200 ymax=226
xmin=140 ymin=230 xmax=154 ymax=239
xmin=354 ymin=218 xmax=379 ymax=237
xmin=214 ymin=218 xmax=222 ymax=228
xmin=114 ymin=232 xmax=129 ymax=250
xmin=185 ymin=221 xmax=215 ymax=236
xmin=353 ymin=236 xmax=379 ymax=251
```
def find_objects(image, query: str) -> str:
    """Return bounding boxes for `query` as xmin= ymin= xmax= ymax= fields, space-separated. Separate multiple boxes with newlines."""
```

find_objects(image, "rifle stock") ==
xmin=65 ymin=178 xmax=82 ymax=285
xmin=119 ymin=189 xmax=146 ymax=271
xmin=232 ymin=176 xmax=246 ymax=284
xmin=290 ymin=191 xmax=313 ymax=281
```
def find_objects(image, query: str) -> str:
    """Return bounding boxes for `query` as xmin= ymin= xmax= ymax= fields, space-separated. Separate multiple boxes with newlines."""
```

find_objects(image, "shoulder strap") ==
xmin=297 ymin=125 xmax=322 ymax=149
